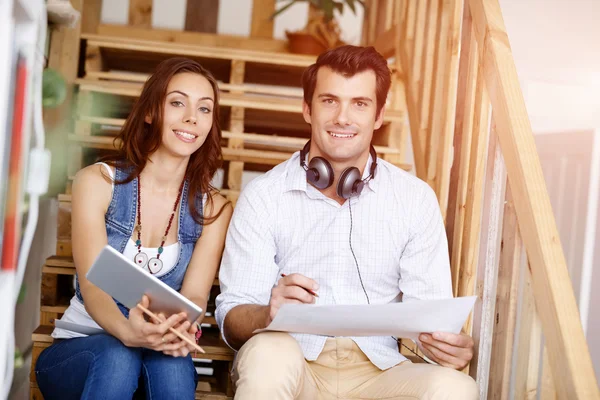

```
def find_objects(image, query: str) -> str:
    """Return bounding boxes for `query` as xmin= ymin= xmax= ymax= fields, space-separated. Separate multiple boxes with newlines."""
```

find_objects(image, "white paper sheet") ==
xmin=255 ymin=296 xmax=477 ymax=341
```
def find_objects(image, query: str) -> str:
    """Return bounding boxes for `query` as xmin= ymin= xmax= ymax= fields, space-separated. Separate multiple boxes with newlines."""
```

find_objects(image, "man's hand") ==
xmin=418 ymin=332 xmax=474 ymax=370
xmin=266 ymin=273 xmax=319 ymax=326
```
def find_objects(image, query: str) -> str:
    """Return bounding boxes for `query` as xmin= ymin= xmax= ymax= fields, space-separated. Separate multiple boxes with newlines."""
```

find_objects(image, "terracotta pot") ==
xmin=285 ymin=31 xmax=328 ymax=56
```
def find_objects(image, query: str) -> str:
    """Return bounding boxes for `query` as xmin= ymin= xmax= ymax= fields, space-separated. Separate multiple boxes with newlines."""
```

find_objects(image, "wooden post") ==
xmin=425 ymin=0 xmax=462 ymax=219
xmin=488 ymin=184 xmax=524 ymax=399
xmin=456 ymin=54 xmax=490 ymax=309
xmin=227 ymin=60 xmax=246 ymax=206
xmin=469 ymin=124 xmax=506 ymax=397
xmin=185 ymin=0 xmax=219 ymax=33
xmin=514 ymin=263 xmax=543 ymax=400
xmin=447 ymin=3 xmax=478 ymax=295
xmin=129 ymin=0 xmax=152 ymax=28
xmin=469 ymin=0 xmax=600 ymax=397
xmin=411 ymin=0 xmax=428 ymax=85
xmin=81 ymin=0 xmax=103 ymax=34
xmin=250 ymin=0 xmax=276 ymax=38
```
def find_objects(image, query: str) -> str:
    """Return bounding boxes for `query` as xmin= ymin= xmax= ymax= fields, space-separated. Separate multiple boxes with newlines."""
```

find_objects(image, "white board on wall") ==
xmin=152 ymin=0 xmax=186 ymax=30
xmin=217 ymin=0 xmax=253 ymax=36
xmin=101 ymin=0 xmax=128 ymax=25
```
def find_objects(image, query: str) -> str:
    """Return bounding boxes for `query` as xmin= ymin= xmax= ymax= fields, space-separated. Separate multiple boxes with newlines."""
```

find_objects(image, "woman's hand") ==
xmin=156 ymin=316 xmax=200 ymax=357
xmin=122 ymin=295 xmax=188 ymax=353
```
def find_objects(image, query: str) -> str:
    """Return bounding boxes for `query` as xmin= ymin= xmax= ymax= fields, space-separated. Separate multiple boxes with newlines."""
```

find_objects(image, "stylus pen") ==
xmin=136 ymin=304 xmax=206 ymax=353
xmin=280 ymin=273 xmax=319 ymax=298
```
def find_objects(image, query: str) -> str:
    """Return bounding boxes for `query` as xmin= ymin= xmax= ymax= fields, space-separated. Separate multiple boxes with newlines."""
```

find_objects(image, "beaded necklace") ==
xmin=133 ymin=178 xmax=185 ymax=274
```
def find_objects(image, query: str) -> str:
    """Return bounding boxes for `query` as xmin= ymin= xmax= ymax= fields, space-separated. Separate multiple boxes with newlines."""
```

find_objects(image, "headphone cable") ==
xmin=348 ymin=199 xmax=428 ymax=364
xmin=348 ymin=198 xmax=370 ymax=305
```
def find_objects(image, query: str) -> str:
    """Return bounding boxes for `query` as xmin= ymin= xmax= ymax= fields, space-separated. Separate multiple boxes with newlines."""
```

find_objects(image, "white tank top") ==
xmin=52 ymin=162 xmax=182 ymax=339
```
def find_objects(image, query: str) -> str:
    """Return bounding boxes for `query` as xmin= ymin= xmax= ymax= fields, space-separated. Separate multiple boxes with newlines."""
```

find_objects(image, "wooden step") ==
xmin=96 ymin=22 xmax=286 ymax=54
xmin=77 ymin=115 xmax=404 ymax=156
xmin=66 ymin=133 xmax=411 ymax=171
xmin=30 ymin=326 xmax=232 ymax=399
xmin=39 ymin=302 xmax=217 ymax=326
xmin=82 ymin=32 xmax=316 ymax=68
xmin=43 ymin=255 xmax=220 ymax=287
xmin=87 ymin=71 xmax=304 ymax=99
xmin=32 ymin=325 xmax=233 ymax=361
xmin=74 ymin=78 xmax=405 ymax=123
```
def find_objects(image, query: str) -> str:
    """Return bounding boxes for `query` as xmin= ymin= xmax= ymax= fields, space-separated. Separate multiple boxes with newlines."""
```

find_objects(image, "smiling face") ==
xmin=147 ymin=72 xmax=215 ymax=158
xmin=302 ymin=66 xmax=384 ymax=168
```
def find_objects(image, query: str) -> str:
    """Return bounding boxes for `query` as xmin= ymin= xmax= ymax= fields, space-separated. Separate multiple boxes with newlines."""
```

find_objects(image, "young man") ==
xmin=215 ymin=45 xmax=478 ymax=399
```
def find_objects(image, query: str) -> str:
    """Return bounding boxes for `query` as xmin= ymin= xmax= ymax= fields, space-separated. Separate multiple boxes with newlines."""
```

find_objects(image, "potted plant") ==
xmin=272 ymin=0 xmax=365 ymax=55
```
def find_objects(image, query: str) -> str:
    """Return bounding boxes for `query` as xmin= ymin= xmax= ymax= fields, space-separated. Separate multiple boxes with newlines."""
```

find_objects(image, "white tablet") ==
xmin=86 ymin=245 xmax=203 ymax=322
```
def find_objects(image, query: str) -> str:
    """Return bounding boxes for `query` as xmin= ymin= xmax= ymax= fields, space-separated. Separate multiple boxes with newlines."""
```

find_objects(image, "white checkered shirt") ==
xmin=215 ymin=151 xmax=453 ymax=370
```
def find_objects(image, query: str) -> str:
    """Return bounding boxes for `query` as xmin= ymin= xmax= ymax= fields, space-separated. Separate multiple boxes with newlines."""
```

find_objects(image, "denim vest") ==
xmin=75 ymin=166 xmax=203 ymax=317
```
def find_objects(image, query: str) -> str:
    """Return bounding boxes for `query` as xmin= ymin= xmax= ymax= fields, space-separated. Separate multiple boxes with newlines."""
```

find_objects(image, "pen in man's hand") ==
xmin=280 ymin=273 xmax=319 ymax=298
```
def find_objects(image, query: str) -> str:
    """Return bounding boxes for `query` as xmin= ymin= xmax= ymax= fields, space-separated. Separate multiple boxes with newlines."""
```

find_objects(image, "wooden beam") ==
xmin=129 ymin=0 xmax=152 ymax=28
xmin=488 ymin=184 xmax=524 ymax=399
xmin=83 ymin=33 xmax=316 ymax=67
xmin=250 ymin=0 xmax=276 ymax=38
xmin=425 ymin=0 xmax=461 ymax=217
xmin=469 ymin=124 xmax=506 ymax=397
xmin=96 ymin=24 xmax=289 ymax=53
xmin=403 ymin=0 xmax=418 ymax=62
xmin=456 ymin=56 xmax=490 ymax=304
xmin=435 ymin=0 xmax=463 ymax=219
xmin=74 ymin=78 xmax=404 ymax=121
xmin=417 ymin=0 xmax=439 ymax=154
xmin=469 ymin=0 xmax=600 ymax=397
xmin=368 ymin=0 xmax=380 ymax=45
xmin=397 ymin=0 xmax=426 ymax=178
xmin=81 ymin=0 xmax=102 ymax=34
xmin=372 ymin=25 xmax=397 ymax=58
xmin=76 ymin=116 xmax=403 ymax=156
xmin=448 ymin=4 xmax=479 ymax=296
xmin=514 ymin=264 xmax=543 ymax=400
xmin=185 ymin=0 xmax=219 ymax=33
xmin=411 ymin=0 xmax=428 ymax=84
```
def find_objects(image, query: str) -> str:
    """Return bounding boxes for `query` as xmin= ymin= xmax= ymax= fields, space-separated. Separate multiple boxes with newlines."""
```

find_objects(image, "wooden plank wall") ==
xmin=384 ymin=0 xmax=462 ymax=221
xmin=468 ymin=0 xmax=599 ymax=397
xmin=371 ymin=0 xmax=600 ymax=397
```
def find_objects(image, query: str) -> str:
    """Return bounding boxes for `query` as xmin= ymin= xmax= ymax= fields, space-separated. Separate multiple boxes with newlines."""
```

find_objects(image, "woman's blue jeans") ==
xmin=35 ymin=333 xmax=197 ymax=399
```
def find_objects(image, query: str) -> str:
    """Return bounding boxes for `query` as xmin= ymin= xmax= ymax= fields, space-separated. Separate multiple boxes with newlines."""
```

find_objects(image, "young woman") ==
xmin=35 ymin=57 xmax=233 ymax=399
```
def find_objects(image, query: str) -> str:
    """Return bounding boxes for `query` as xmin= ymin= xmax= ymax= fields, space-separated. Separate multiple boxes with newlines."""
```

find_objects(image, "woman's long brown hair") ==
xmin=101 ymin=57 xmax=228 ymax=225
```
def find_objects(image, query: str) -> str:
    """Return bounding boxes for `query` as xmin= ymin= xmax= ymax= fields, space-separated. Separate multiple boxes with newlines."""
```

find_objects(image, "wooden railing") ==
xmin=366 ymin=0 xmax=600 ymax=398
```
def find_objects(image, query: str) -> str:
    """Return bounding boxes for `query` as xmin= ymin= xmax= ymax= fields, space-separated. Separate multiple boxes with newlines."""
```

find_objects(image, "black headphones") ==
xmin=299 ymin=140 xmax=378 ymax=199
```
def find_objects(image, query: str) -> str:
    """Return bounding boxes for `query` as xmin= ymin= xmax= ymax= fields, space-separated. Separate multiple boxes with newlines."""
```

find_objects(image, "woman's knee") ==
xmin=142 ymin=353 xmax=197 ymax=398
xmin=35 ymin=335 xmax=142 ymax=400
xmin=93 ymin=335 xmax=142 ymax=373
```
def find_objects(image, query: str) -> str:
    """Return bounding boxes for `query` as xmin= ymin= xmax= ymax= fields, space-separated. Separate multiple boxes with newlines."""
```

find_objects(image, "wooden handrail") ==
xmin=468 ymin=0 xmax=599 ymax=397
xmin=369 ymin=0 xmax=600 ymax=397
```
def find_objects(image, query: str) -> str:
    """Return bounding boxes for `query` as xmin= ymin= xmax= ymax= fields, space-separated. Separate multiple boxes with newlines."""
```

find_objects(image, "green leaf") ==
xmin=333 ymin=1 xmax=344 ymax=15
xmin=322 ymin=0 xmax=334 ymax=21
xmin=270 ymin=0 xmax=304 ymax=20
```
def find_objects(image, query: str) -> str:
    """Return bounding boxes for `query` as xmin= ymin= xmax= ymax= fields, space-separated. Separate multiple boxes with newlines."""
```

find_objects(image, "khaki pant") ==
xmin=232 ymin=332 xmax=479 ymax=400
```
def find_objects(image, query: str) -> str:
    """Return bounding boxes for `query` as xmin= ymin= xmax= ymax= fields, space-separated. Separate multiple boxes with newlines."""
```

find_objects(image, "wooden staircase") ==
xmin=31 ymin=1 xmax=411 ymax=398
xmin=31 ymin=0 xmax=600 ymax=399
